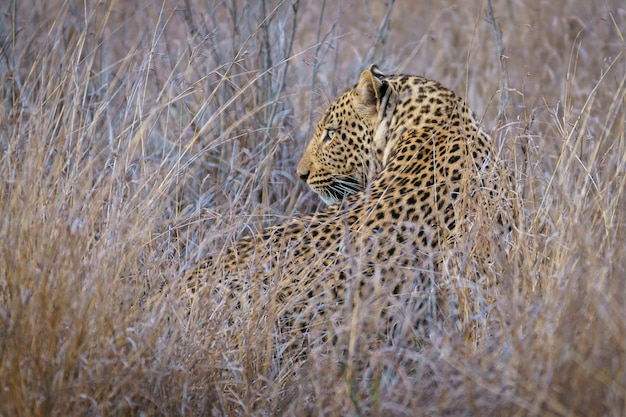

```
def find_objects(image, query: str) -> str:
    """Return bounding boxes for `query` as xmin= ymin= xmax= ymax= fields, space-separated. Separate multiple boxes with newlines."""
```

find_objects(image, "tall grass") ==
xmin=0 ymin=0 xmax=623 ymax=415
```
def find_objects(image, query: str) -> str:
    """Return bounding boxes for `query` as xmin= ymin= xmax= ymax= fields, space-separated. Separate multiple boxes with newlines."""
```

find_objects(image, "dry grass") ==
xmin=0 ymin=0 xmax=624 ymax=416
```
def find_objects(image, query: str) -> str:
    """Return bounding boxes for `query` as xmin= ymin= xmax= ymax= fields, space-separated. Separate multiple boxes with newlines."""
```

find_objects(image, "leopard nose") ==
xmin=298 ymin=168 xmax=309 ymax=182
xmin=297 ymin=154 xmax=311 ymax=182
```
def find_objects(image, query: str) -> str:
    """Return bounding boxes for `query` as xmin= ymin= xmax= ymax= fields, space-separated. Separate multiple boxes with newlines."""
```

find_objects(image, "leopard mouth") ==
xmin=315 ymin=176 xmax=363 ymax=205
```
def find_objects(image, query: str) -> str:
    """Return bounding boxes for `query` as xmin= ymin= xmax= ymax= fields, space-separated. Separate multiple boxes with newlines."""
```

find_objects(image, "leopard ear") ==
xmin=369 ymin=64 xmax=385 ymax=79
xmin=354 ymin=65 xmax=386 ymax=119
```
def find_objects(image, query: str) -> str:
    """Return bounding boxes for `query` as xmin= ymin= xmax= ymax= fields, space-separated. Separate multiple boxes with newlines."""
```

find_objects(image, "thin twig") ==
xmin=306 ymin=0 xmax=343 ymax=140
xmin=361 ymin=0 xmax=396 ymax=77
xmin=183 ymin=0 xmax=198 ymax=36
xmin=486 ymin=0 xmax=509 ymax=122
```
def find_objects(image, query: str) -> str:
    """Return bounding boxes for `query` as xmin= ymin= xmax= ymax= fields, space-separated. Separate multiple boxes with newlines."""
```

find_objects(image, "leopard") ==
xmin=186 ymin=65 xmax=517 ymax=363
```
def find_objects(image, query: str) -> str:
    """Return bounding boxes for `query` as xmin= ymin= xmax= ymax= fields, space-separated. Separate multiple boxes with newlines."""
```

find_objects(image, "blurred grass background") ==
xmin=0 ymin=0 xmax=624 ymax=415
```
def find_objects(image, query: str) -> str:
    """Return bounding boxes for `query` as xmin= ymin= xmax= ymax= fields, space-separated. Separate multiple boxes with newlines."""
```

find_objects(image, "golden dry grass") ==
xmin=0 ymin=0 xmax=624 ymax=416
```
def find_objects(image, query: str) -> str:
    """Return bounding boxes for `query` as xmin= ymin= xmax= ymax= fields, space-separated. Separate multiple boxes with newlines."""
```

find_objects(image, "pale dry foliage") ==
xmin=0 ymin=1 xmax=624 ymax=416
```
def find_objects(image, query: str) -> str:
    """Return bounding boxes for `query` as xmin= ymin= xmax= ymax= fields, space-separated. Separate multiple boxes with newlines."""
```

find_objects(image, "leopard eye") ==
xmin=323 ymin=128 xmax=336 ymax=143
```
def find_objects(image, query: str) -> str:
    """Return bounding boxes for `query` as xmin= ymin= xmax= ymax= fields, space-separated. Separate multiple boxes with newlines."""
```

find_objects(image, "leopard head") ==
xmin=297 ymin=65 xmax=392 ymax=205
